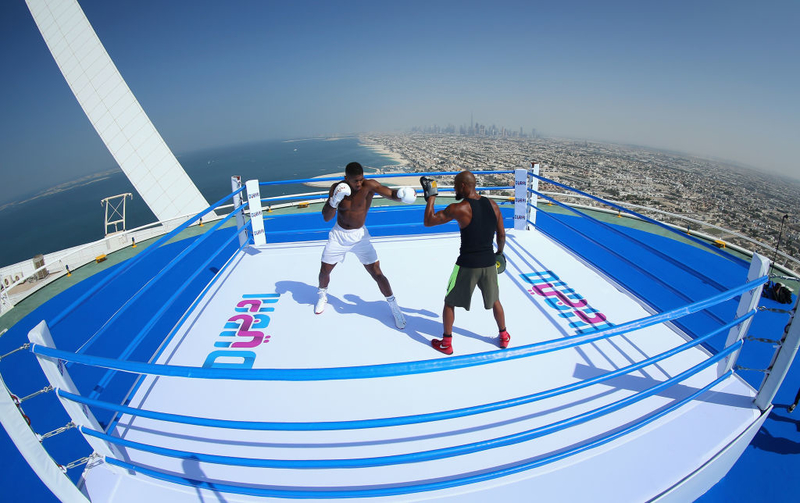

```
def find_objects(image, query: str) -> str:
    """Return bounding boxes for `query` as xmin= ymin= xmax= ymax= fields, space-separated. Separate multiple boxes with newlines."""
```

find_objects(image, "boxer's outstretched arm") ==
xmin=424 ymin=196 xmax=456 ymax=227
xmin=366 ymin=179 xmax=398 ymax=200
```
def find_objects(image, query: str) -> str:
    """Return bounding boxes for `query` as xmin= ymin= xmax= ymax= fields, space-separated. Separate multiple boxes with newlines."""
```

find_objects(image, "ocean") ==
xmin=0 ymin=137 xmax=400 ymax=268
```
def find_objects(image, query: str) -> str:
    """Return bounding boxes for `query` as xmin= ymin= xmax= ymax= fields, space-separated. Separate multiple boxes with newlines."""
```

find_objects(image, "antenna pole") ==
xmin=769 ymin=214 xmax=789 ymax=276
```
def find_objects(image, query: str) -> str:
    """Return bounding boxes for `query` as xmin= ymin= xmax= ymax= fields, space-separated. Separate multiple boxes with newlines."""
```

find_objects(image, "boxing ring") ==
xmin=2 ymin=168 xmax=798 ymax=502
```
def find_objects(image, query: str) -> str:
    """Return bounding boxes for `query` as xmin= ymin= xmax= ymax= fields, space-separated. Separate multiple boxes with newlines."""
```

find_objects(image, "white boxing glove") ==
xmin=397 ymin=186 xmax=417 ymax=204
xmin=329 ymin=182 xmax=351 ymax=209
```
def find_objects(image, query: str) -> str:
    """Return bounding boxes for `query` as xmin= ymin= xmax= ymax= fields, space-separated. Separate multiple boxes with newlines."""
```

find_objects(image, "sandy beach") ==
xmin=359 ymin=141 xmax=408 ymax=166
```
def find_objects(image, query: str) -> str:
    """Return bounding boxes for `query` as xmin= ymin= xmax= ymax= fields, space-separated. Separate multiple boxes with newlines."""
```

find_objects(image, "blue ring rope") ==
xmin=87 ymin=343 xmax=737 ymax=470
xmin=101 ymin=370 xmax=733 ymax=499
xmin=57 ymin=309 xmax=751 ymax=432
xmin=30 ymin=276 xmax=764 ymax=381
xmin=88 ymin=221 xmax=245 ymax=400
xmin=106 ymin=226 xmax=253 ymax=434
xmin=529 ymin=172 xmax=749 ymax=267
xmin=148 ymin=223 xmax=253 ymax=366
xmin=524 ymin=198 xmax=728 ymax=327
xmin=53 ymin=172 xmax=508 ymax=344
xmin=77 ymin=207 xmax=242 ymax=357
xmin=528 ymin=189 xmax=729 ymax=292
xmin=50 ymin=187 xmax=245 ymax=327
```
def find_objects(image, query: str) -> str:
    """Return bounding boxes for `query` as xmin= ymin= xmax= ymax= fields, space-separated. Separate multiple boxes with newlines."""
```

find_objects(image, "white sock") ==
xmin=385 ymin=295 xmax=396 ymax=304
xmin=318 ymin=288 xmax=327 ymax=295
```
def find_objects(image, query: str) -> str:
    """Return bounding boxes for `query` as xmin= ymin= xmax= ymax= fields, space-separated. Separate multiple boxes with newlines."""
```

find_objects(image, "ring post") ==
xmin=719 ymin=252 xmax=770 ymax=376
xmin=514 ymin=168 xmax=528 ymax=230
xmin=231 ymin=176 xmax=247 ymax=247
xmin=754 ymin=297 xmax=800 ymax=410
xmin=529 ymin=163 xmax=540 ymax=227
xmin=27 ymin=321 xmax=120 ymax=459
xmin=245 ymin=179 xmax=266 ymax=246
xmin=0 ymin=373 xmax=89 ymax=502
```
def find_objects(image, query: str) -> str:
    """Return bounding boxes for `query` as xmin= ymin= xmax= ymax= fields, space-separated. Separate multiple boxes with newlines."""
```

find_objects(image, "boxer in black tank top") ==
xmin=458 ymin=197 xmax=497 ymax=268
xmin=422 ymin=171 xmax=511 ymax=355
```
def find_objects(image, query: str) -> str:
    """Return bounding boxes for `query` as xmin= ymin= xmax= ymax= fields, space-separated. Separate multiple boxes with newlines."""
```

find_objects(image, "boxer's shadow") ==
xmin=401 ymin=307 xmax=438 ymax=317
xmin=274 ymin=280 xmax=318 ymax=306
xmin=335 ymin=294 xmax=415 ymax=335
xmin=339 ymin=294 xmax=493 ymax=347
xmin=271 ymin=283 xmax=400 ymax=331
xmin=272 ymin=282 xmax=493 ymax=346
xmin=449 ymin=324 xmax=495 ymax=345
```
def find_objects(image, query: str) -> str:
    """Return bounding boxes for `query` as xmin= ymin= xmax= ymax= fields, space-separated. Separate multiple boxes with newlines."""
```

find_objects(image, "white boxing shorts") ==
xmin=321 ymin=223 xmax=379 ymax=265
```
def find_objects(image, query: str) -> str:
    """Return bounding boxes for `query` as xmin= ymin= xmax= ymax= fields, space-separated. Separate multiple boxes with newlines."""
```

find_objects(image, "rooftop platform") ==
xmin=70 ymin=226 xmax=767 ymax=502
xmin=4 ymin=186 xmax=797 ymax=502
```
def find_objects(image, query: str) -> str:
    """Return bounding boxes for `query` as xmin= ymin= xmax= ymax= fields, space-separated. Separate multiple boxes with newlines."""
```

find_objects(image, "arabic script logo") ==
xmin=203 ymin=293 xmax=280 ymax=369
xmin=520 ymin=270 xmax=613 ymax=334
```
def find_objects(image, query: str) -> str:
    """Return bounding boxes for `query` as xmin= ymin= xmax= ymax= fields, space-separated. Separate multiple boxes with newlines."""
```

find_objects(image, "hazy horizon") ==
xmin=1 ymin=0 xmax=798 ymax=205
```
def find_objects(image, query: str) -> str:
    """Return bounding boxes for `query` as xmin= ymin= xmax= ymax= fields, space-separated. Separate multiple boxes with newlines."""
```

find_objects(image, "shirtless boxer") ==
xmin=316 ymin=162 xmax=417 ymax=329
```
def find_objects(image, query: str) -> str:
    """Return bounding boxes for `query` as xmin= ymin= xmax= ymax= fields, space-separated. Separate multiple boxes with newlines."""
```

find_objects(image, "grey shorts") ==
xmin=444 ymin=264 xmax=499 ymax=311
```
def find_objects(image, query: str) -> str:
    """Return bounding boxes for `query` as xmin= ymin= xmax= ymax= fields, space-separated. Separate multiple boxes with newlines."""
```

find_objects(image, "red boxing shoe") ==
xmin=499 ymin=330 xmax=511 ymax=349
xmin=431 ymin=336 xmax=453 ymax=355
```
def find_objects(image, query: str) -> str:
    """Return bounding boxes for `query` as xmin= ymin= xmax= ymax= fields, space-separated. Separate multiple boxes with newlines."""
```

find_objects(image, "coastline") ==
xmin=302 ymin=137 xmax=418 ymax=188
xmin=358 ymin=140 xmax=408 ymax=166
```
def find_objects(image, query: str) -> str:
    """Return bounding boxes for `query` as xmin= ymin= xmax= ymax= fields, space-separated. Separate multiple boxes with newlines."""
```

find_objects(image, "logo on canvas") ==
xmin=202 ymin=293 xmax=280 ymax=369
xmin=520 ymin=270 xmax=613 ymax=334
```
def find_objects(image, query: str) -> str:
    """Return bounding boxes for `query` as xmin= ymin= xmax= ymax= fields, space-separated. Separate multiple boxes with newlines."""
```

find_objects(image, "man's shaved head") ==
xmin=454 ymin=171 xmax=476 ymax=188
xmin=454 ymin=170 xmax=476 ymax=201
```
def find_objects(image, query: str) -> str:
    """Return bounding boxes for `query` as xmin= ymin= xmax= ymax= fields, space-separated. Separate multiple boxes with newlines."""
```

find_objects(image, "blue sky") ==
xmin=0 ymin=0 xmax=798 ymax=204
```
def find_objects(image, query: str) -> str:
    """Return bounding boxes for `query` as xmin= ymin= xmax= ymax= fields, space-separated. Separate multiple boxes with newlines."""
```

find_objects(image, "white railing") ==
xmin=0 ymin=210 xmax=225 ymax=317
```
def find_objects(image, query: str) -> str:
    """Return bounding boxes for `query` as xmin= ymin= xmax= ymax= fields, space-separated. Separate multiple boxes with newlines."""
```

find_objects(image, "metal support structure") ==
xmin=231 ymin=176 xmax=247 ymax=247
xmin=245 ymin=180 xmax=266 ymax=246
xmin=755 ymin=296 xmax=800 ymax=410
xmin=17 ymin=385 xmax=53 ymax=404
xmin=514 ymin=168 xmax=529 ymax=230
xmin=40 ymin=421 xmax=76 ymax=441
xmin=62 ymin=455 xmax=93 ymax=471
xmin=0 ymin=343 xmax=30 ymax=362
xmin=720 ymin=253 xmax=770 ymax=376
xmin=100 ymin=193 xmax=133 ymax=236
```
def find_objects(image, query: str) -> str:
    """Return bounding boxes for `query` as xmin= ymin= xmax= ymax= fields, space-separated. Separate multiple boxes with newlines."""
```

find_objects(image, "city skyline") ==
xmin=1 ymin=0 xmax=798 ymax=205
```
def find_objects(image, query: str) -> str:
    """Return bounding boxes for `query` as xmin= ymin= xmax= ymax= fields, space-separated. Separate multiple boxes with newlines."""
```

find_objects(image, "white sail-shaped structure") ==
xmin=26 ymin=0 xmax=212 ymax=223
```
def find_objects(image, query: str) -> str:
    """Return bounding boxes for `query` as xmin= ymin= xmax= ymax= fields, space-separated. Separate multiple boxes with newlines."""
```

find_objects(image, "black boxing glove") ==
xmin=495 ymin=252 xmax=506 ymax=274
xmin=420 ymin=176 xmax=438 ymax=202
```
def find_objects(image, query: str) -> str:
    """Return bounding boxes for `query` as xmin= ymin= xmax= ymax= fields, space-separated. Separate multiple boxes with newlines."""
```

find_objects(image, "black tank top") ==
xmin=457 ymin=197 xmax=496 ymax=268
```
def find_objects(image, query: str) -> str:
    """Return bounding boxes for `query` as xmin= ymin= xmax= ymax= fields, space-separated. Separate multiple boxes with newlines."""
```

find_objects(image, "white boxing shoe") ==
xmin=315 ymin=291 xmax=328 ymax=314
xmin=388 ymin=298 xmax=406 ymax=329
